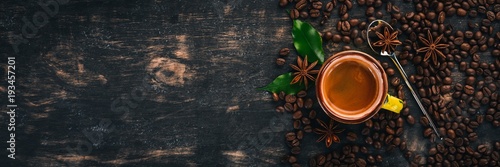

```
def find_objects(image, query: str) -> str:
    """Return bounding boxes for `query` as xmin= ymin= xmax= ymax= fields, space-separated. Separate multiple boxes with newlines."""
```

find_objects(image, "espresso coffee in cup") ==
xmin=316 ymin=50 xmax=402 ymax=124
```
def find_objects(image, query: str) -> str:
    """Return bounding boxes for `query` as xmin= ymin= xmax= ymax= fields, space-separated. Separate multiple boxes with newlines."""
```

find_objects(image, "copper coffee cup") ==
xmin=316 ymin=50 xmax=403 ymax=124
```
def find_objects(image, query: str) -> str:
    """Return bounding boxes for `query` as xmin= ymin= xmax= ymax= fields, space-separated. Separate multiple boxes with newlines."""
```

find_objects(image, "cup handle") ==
xmin=381 ymin=94 xmax=403 ymax=114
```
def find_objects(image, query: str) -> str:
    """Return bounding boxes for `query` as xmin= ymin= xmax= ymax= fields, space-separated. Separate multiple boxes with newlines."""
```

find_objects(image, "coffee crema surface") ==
xmin=324 ymin=59 xmax=378 ymax=111
xmin=317 ymin=51 xmax=387 ymax=124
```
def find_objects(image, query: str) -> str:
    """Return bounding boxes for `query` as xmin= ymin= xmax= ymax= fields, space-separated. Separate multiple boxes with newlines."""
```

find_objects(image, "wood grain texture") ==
xmin=1 ymin=0 xmax=293 ymax=166
xmin=1 ymin=0 xmax=499 ymax=166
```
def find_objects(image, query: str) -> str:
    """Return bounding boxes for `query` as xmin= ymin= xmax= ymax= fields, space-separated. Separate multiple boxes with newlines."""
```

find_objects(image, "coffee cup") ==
xmin=316 ymin=50 xmax=403 ymax=124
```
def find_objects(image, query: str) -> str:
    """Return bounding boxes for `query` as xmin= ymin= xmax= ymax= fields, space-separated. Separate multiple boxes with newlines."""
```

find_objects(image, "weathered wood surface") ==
xmin=1 ymin=0 xmax=296 ymax=166
xmin=1 ymin=0 xmax=499 ymax=166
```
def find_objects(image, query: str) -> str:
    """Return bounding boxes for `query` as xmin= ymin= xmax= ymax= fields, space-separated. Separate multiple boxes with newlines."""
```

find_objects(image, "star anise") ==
xmin=372 ymin=27 xmax=402 ymax=53
xmin=290 ymin=55 xmax=319 ymax=88
xmin=416 ymin=30 xmax=449 ymax=66
xmin=314 ymin=118 xmax=344 ymax=148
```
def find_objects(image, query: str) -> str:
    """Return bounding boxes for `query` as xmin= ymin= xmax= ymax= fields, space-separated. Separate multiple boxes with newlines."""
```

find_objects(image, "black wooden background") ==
xmin=0 ymin=0 xmax=499 ymax=166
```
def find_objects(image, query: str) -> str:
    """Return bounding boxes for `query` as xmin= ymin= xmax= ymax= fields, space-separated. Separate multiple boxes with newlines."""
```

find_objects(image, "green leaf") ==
xmin=258 ymin=72 xmax=308 ymax=95
xmin=292 ymin=19 xmax=325 ymax=64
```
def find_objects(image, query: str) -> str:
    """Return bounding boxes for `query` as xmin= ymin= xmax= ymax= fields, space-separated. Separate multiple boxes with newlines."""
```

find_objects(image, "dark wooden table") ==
xmin=1 ymin=0 xmax=499 ymax=166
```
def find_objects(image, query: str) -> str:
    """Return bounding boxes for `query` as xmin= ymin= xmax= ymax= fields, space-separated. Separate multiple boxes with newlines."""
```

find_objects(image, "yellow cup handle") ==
xmin=381 ymin=94 xmax=403 ymax=114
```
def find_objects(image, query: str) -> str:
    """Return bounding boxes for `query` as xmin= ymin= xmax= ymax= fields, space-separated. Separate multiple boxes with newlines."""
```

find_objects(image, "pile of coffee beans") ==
xmin=274 ymin=0 xmax=500 ymax=166
xmin=275 ymin=90 xmax=318 ymax=166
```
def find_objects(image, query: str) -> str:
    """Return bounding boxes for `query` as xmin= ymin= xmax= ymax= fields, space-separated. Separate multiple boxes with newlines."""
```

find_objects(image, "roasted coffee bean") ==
xmin=391 ymin=77 xmax=401 ymax=86
xmin=461 ymin=43 xmax=471 ymax=51
xmin=465 ymin=31 xmax=474 ymax=39
xmin=464 ymin=85 xmax=475 ymax=95
xmin=284 ymin=103 xmax=293 ymax=112
xmin=279 ymin=91 xmax=285 ymax=100
xmin=447 ymin=129 xmax=456 ymax=139
xmin=395 ymin=127 xmax=403 ymax=136
xmin=388 ymin=120 xmax=396 ymax=128
xmin=376 ymin=155 xmax=383 ymax=162
xmin=356 ymin=158 xmax=367 ymax=167
xmin=365 ymin=119 xmax=373 ymax=128
xmin=301 ymin=117 xmax=310 ymax=125
xmin=272 ymin=93 xmax=280 ymax=102
xmin=332 ymin=34 xmax=342 ymax=43
xmin=495 ymin=112 xmax=500 ymax=120
xmin=316 ymin=154 xmax=325 ymax=165
xmin=457 ymin=8 xmax=467 ymax=16
xmin=279 ymin=47 xmax=290 ymax=56
xmin=492 ymin=151 xmax=499 ymax=161
xmin=304 ymin=98 xmax=313 ymax=109
xmin=441 ymin=85 xmax=452 ymax=93
xmin=404 ymin=152 xmax=416 ymax=161
xmin=309 ymin=9 xmax=320 ymax=18
xmin=351 ymin=145 xmax=359 ymax=153
xmin=312 ymin=1 xmax=322 ymax=9
xmin=471 ymin=100 xmax=480 ymax=109
xmin=290 ymin=9 xmax=299 ymax=19
xmin=342 ymin=36 xmax=351 ymax=43
xmin=300 ymin=11 xmax=308 ymax=19
xmin=347 ymin=132 xmax=358 ymax=141
xmin=342 ymin=145 xmax=351 ymax=155
xmin=286 ymin=132 xmax=296 ymax=141
xmin=442 ymin=76 xmax=452 ymax=84
xmin=291 ymin=146 xmax=301 ymax=154
xmin=429 ymin=147 xmax=437 ymax=155
xmin=386 ymin=126 xmax=395 ymax=135
xmin=290 ymin=138 xmax=300 ymax=147
xmin=296 ymin=130 xmax=303 ymax=140
xmin=325 ymin=2 xmax=334 ymax=12
xmin=338 ymin=4 xmax=348 ymax=15
xmin=276 ymin=58 xmax=286 ymax=65
xmin=293 ymin=111 xmax=302 ymax=119
xmin=419 ymin=117 xmax=430 ymax=127
xmin=276 ymin=106 xmax=285 ymax=113
xmin=361 ymin=127 xmax=370 ymax=136
xmin=424 ymin=128 xmax=433 ymax=137
xmin=444 ymin=138 xmax=454 ymax=146
xmin=365 ymin=136 xmax=373 ymax=145
xmin=487 ymin=11 xmax=496 ymax=21
xmin=469 ymin=121 xmax=479 ymax=128
xmin=309 ymin=110 xmax=316 ymax=119
xmin=340 ymin=21 xmax=351 ymax=32
xmin=343 ymin=46 xmax=353 ymax=52
xmin=323 ymin=31 xmax=333 ymax=41
xmin=293 ymin=120 xmax=301 ymax=129
xmin=285 ymin=95 xmax=297 ymax=103
xmin=478 ymin=144 xmax=488 ymax=153
xmin=372 ymin=132 xmax=379 ymax=140
xmin=296 ymin=98 xmax=304 ymax=108
xmin=435 ymin=153 xmax=443 ymax=162
xmin=303 ymin=125 xmax=312 ymax=133
xmin=396 ymin=117 xmax=404 ymax=127
xmin=392 ymin=137 xmax=401 ymax=146
xmin=278 ymin=0 xmax=288 ymax=7
xmin=437 ymin=143 xmax=446 ymax=153
xmin=468 ymin=132 xmax=478 ymax=141
xmin=407 ymin=115 xmax=415 ymax=125
xmin=345 ymin=157 xmax=356 ymax=164
xmin=295 ymin=0 xmax=306 ymax=10
xmin=374 ymin=122 xmax=381 ymax=131
xmin=366 ymin=6 xmax=375 ymax=16
xmin=354 ymin=37 xmax=364 ymax=46
xmin=288 ymin=155 xmax=297 ymax=163
xmin=479 ymin=158 xmax=488 ymax=166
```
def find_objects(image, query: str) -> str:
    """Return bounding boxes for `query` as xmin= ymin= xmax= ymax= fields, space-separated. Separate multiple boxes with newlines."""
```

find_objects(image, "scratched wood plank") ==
xmin=1 ymin=0 xmax=499 ymax=166
xmin=0 ymin=0 xmax=294 ymax=166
